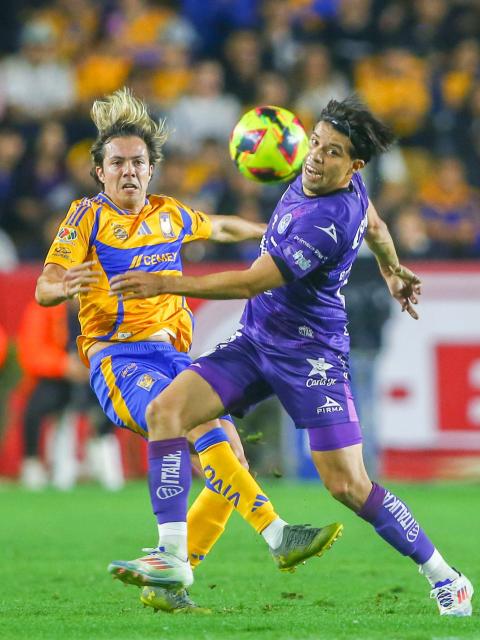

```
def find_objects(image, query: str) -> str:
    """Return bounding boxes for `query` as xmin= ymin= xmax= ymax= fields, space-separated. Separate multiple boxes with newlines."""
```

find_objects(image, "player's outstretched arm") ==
xmin=109 ymin=253 xmax=286 ymax=301
xmin=209 ymin=214 xmax=266 ymax=242
xmin=36 ymin=262 xmax=99 ymax=307
xmin=365 ymin=200 xmax=422 ymax=319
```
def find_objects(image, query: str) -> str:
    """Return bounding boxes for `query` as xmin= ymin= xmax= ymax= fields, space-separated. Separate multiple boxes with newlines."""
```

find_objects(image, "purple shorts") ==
xmin=190 ymin=331 xmax=362 ymax=451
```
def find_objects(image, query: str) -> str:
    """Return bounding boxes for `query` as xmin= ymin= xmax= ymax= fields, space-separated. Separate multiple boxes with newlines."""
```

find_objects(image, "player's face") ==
xmin=302 ymin=121 xmax=363 ymax=196
xmin=96 ymin=136 xmax=153 ymax=213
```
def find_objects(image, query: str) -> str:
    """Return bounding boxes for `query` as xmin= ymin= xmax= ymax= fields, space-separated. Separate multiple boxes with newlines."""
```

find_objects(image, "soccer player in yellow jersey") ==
xmin=36 ymin=88 xmax=342 ymax=612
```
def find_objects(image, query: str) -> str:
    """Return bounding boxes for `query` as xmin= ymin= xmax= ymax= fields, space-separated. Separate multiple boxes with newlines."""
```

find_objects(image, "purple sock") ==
xmin=357 ymin=482 xmax=434 ymax=564
xmin=148 ymin=438 xmax=191 ymax=524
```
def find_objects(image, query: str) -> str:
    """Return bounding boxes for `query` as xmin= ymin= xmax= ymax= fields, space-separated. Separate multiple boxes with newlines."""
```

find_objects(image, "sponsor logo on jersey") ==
xmin=382 ymin=490 xmax=419 ymax=542
xmin=112 ymin=223 xmax=128 ymax=240
xmin=56 ymin=226 xmax=77 ymax=243
xmin=160 ymin=213 xmax=175 ymax=238
xmin=316 ymin=395 xmax=343 ymax=413
xmin=136 ymin=373 xmax=156 ymax=391
xmin=352 ymin=211 xmax=368 ymax=249
xmin=129 ymin=252 xmax=177 ymax=268
xmin=306 ymin=357 xmax=337 ymax=387
xmin=307 ymin=357 xmax=334 ymax=378
xmin=117 ymin=332 xmax=133 ymax=339
xmin=294 ymin=235 xmax=327 ymax=262
xmin=314 ymin=223 xmax=337 ymax=243
xmin=298 ymin=325 xmax=314 ymax=338
xmin=278 ymin=213 xmax=292 ymax=234
xmin=292 ymin=249 xmax=311 ymax=271
xmin=137 ymin=221 xmax=152 ymax=236
xmin=53 ymin=246 xmax=72 ymax=257
xmin=120 ymin=362 xmax=138 ymax=378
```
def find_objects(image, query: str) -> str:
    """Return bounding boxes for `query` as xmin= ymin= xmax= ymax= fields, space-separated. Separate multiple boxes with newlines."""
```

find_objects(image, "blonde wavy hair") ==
xmin=89 ymin=87 xmax=168 ymax=185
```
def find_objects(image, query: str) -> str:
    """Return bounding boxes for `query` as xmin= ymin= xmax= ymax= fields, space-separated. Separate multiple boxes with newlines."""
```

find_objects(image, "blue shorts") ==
xmin=90 ymin=342 xmax=195 ymax=438
xmin=190 ymin=331 xmax=362 ymax=450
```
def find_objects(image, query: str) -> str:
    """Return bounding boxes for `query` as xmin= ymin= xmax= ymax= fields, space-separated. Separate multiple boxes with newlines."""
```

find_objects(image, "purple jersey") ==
xmin=240 ymin=172 xmax=369 ymax=355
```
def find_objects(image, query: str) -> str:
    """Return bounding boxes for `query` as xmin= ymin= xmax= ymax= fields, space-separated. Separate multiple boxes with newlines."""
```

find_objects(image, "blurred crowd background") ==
xmin=0 ymin=0 xmax=480 ymax=267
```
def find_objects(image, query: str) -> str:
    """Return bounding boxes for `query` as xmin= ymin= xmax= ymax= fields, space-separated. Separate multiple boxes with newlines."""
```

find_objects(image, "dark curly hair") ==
xmin=320 ymin=95 xmax=395 ymax=163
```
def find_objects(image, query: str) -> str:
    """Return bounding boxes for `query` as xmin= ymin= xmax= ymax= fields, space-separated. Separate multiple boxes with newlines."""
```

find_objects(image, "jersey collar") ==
xmin=96 ymin=192 xmax=150 ymax=215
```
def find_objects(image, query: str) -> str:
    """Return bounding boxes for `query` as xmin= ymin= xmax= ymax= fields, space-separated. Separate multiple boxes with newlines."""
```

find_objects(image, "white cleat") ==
xmin=430 ymin=572 xmax=474 ymax=616
xmin=108 ymin=548 xmax=193 ymax=589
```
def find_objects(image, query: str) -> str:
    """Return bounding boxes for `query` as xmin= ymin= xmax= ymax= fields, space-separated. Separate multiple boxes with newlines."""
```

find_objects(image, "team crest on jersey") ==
xmin=111 ymin=223 xmax=128 ymax=240
xmin=56 ymin=226 xmax=77 ymax=243
xmin=136 ymin=373 xmax=156 ymax=391
xmin=278 ymin=213 xmax=292 ymax=234
xmin=160 ymin=213 xmax=175 ymax=238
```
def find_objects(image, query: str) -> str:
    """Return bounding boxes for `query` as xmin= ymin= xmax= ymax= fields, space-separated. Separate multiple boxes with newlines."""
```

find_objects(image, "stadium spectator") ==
xmin=392 ymin=203 xmax=436 ymax=260
xmin=294 ymin=44 xmax=350 ymax=130
xmin=34 ymin=0 xmax=100 ymax=62
xmin=75 ymin=39 xmax=132 ymax=108
xmin=0 ymin=19 xmax=75 ymax=122
xmin=222 ymin=30 xmax=264 ymax=105
xmin=355 ymin=47 xmax=431 ymax=142
xmin=17 ymin=299 xmax=124 ymax=491
xmin=254 ymin=71 xmax=291 ymax=111
xmin=0 ymin=127 xmax=25 ymax=231
xmin=419 ymin=156 xmax=480 ymax=258
xmin=260 ymin=0 xmax=301 ymax=74
xmin=167 ymin=59 xmax=241 ymax=153
xmin=452 ymin=82 xmax=480 ymax=189
xmin=324 ymin=0 xmax=376 ymax=77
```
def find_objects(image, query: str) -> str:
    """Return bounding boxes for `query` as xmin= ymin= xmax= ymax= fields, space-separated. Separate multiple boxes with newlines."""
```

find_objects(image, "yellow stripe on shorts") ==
xmin=100 ymin=355 xmax=148 ymax=438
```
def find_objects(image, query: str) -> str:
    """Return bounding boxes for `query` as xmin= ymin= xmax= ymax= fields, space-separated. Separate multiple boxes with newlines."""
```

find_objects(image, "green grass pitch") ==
xmin=1 ymin=480 xmax=478 ymax=639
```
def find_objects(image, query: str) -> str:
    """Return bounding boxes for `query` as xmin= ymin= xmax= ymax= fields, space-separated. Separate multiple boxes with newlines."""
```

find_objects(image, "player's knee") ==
xmin=324 ymin=477 xmax=359 ymax=509
xmin=145 ymin=395 xmax=180 ymax=438
xmin=325 ymin=476 xmax=371 ymax=511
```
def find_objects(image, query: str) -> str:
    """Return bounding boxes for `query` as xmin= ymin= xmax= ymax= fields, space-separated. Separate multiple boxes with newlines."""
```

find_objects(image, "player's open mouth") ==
xmin=305 ymin=163 xmax=322 ymax=179
xmin=122 ymin=184 xmax=138 ymax=190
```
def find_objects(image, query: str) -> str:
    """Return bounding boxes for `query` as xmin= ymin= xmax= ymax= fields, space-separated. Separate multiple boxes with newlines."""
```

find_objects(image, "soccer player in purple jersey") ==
xmin=110 ymin=97 xmax=474 ymax=616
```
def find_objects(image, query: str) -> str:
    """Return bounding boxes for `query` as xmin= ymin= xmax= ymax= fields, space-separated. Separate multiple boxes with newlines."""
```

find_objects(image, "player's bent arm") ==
xmin=109 ymin=253 xmax=287 ymax=300
xmin=36 ymin=264 xmax=69 ymax=306
xmin=209 ymin=214 xmax=266 ymax=243
xmin=364 ymin=200 xmax=400 ymax=276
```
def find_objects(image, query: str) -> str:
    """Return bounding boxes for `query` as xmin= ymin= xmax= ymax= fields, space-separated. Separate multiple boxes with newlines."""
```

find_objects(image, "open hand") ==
xmin=109 ymin=271 xmax=164 ymax=300
xmin=385 ymin=264 xmax=422 ymax=319
xmin=62 ymin=261 xmax=99 ymax=299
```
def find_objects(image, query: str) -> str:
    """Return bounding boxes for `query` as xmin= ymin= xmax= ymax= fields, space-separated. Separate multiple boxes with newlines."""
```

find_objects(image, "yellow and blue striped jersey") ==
xmin=45 ymin=192 xmax=212 ymax=363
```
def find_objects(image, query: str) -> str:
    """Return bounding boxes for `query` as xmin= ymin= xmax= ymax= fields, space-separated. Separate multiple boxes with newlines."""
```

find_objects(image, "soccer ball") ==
xmin=229 ymin=106 xmax=309 ymax=183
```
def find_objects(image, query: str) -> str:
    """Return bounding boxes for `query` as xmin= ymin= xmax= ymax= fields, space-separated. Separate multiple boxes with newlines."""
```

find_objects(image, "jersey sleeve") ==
xmin=175 ymin=200 xmax=212 ymax=243
xmin=44 ymin=199 xmax=96 ymax=269
xmin=269 ymin=204 xmax=344 ymax=281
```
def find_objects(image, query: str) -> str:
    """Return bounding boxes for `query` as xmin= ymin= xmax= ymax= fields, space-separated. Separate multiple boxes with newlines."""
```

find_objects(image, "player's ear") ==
xmin=352 ymin=158 xmax=365 ymax=172
xmin=148 ymin=164 xmax=153 ymax=180
xmin=96 ymin=165 xmax=105 ymax=184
